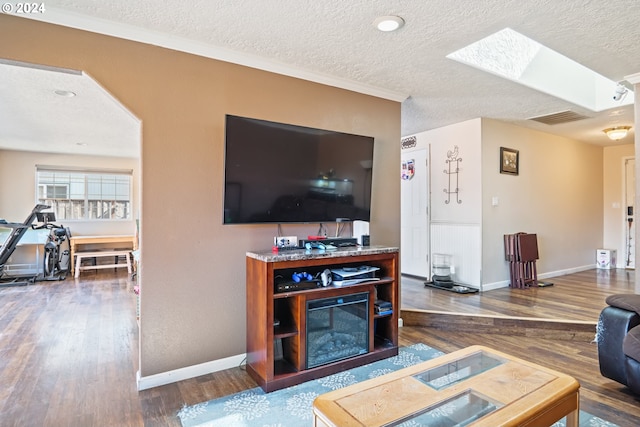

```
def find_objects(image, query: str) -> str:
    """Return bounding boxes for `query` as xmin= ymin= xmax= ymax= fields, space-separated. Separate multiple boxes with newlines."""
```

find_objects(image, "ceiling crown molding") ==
xmin=625 ymin=72 xmax=640 ymax=86
xmin=19 ymin=9 xmax=408 ymax=103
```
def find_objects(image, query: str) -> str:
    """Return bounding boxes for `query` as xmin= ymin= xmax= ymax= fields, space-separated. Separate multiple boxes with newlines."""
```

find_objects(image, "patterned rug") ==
xmin=177 ymin=344 xmax=618 ymax=427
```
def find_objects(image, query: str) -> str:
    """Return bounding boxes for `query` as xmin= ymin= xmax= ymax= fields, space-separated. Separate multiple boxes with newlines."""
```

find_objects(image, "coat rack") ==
xmin=443 ymin=145 xmax=462 ymax=204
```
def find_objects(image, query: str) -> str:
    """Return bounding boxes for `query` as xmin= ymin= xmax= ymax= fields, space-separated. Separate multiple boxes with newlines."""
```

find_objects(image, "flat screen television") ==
xmin=223 ymin=115 xmax=374 ymax=224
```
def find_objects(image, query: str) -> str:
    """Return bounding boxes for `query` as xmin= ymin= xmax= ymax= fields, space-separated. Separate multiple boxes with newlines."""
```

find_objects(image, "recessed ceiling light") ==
xmin=373 ymin=15 xmax=404 ymax=32
xmin=54 ymin=90 xmax=76 ymax=97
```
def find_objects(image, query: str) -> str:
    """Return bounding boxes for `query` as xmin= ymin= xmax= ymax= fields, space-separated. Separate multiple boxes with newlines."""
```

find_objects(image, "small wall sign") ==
xmin=401 ymin=136 xmax=417 ymax=149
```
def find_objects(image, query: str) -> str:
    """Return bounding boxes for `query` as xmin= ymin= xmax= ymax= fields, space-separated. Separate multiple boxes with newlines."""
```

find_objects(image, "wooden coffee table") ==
xmin=313 ymin=345 xmax=579 ymax=427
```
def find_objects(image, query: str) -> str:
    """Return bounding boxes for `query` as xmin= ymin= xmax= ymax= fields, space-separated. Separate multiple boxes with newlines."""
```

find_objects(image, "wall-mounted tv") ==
xmin=223 ymin=115 xmax=374 ymax=224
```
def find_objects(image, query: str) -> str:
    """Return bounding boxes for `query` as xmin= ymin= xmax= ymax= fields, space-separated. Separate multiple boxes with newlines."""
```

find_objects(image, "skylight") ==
xmin=447 ymin=28 xmax=634 ymax=112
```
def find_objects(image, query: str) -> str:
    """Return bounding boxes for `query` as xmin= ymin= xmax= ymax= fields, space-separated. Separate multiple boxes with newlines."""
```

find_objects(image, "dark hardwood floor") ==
xmin=0 ymin=268 xmax=639 ymax=426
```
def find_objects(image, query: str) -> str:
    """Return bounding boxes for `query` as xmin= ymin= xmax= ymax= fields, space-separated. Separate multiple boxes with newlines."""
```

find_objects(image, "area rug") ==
xmin=177 ymin=344 xmax=618 ymax=427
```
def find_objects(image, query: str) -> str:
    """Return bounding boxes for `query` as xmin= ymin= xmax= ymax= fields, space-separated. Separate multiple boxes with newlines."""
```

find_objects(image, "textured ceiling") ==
xmin=0 ymin=60 xmax=140 ymax=158
xmin=2 ymin=0 xmax=640 ymax=157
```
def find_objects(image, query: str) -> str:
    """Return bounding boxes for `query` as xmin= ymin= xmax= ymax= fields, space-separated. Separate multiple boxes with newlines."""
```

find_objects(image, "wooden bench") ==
xmin=74 ymin=250 xmax=132 ymax=278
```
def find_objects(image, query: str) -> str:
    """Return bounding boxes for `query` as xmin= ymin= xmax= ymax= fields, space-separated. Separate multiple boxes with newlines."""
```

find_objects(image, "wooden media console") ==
xmin=246 ymin=246 xmax=399 ymax=392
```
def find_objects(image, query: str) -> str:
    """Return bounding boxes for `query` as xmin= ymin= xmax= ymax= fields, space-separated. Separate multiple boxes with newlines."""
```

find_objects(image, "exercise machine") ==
xmin=33 ymin=212 xmax=71 ymax=281
xmin=0 ymin=204 xmax=50 ymax=286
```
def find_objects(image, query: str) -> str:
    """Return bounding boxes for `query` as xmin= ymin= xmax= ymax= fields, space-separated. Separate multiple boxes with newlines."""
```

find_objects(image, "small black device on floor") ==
xmin=536 ymin=280 xmax=554 ymax=287
xmin=424 ymin=280 xmax=479 ymax=294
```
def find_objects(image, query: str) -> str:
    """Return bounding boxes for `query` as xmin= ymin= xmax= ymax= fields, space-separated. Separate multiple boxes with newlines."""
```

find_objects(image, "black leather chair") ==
xmin=597 ymin=294 xmax=640 ymax=394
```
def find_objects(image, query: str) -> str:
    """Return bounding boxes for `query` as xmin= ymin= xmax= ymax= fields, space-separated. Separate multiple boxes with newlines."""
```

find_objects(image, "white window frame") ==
xmin=39 ymin=183 xmax=70 ymax=199
xmin=35 ymin=165 xmax=133 ymax=221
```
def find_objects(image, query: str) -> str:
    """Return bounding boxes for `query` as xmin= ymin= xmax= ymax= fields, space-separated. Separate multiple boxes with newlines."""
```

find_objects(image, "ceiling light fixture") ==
xmin=54 ymin=90 xmax=76 ymax=97
xmin=603 ymin=126 xmax=631 ymax=141
xmin=373 ymin=15 xmax=404 ymax=32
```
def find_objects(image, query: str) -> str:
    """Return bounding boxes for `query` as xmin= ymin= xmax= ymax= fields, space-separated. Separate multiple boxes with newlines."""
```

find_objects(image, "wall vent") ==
xmin=528 ymin=110 xmax=591 ymax=125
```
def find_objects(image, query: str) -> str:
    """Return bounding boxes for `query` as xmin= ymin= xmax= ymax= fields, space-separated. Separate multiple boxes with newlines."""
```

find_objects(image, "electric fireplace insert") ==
xmin=306 ymin=292 xmax=369 ymax=369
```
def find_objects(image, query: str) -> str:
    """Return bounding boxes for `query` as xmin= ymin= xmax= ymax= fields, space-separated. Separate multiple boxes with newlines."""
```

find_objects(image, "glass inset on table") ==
xmin=413 ymin=350 xmax=505 ymax=390
xmin=384 ymin=389 xmax=503 ymax=427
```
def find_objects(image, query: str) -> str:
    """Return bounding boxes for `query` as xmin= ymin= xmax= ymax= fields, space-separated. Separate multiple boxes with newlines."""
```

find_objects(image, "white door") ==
xmin=401 ymin=149 xmax=429 ymax=277
xmin=625 ymin=157 xmax=635 ymax=269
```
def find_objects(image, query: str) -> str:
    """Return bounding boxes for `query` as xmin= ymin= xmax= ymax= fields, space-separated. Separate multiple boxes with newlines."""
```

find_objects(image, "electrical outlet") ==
xmin=274 ymin=236 xmax=298 ymax=248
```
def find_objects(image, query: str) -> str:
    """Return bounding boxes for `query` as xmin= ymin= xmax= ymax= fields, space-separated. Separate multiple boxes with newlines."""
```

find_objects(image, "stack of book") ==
xmin=374 ymin=300 xmax=392 ymax=315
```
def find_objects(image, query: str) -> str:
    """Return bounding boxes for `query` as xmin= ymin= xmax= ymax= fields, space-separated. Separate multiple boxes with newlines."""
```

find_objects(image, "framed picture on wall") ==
xmin=500 ymin=147 xmax=519 ymax=175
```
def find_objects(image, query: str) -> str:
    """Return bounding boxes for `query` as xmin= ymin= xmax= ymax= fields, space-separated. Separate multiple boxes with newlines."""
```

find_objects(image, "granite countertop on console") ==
xmin=247 ymin=245 xmax=398 ymax=263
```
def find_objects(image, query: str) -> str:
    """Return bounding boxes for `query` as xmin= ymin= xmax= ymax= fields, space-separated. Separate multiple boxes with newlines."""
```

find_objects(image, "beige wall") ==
xmin=481 ymin=119 xmax=604 ymax=285
xmin=603 ymin=144 xmax=634 ymax=266
xmin=0 ymin=150 xmax=139 ymax=236
xmin=0 ymin=15 xmax=401 ymax=379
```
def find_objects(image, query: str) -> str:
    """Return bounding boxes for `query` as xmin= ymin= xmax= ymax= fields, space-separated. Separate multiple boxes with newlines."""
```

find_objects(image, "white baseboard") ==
xmin=481 ymin=264 xmax=594 ymax=292
xmin=481 ymin=280 xmax=510 ymax=292
xmin=538 ymin=264 xmax=594 ymax=279
xmin=137 ymin=352 xmax=247 ymax=391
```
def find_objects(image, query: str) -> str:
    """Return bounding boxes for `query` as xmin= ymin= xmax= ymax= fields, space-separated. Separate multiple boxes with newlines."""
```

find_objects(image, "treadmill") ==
xmin=0 ymin=204 xmax=50 ymax=286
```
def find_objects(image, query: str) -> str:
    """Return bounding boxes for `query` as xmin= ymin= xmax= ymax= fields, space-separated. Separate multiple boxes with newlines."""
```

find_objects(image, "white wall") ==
xmin=403 ymin=119 xmax=483 ymax=287
xmin=0 ymin=149 xmax=139 ymax=237
xmin=429 ymin=119 xmax=482 ymax=223
xmin=603 ymin=144 xmax=634 ymax=268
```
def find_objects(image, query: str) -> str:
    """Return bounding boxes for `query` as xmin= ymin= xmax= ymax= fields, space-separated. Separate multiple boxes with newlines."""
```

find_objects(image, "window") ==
xmin=36 ymin=166 xmax=133 ymax=220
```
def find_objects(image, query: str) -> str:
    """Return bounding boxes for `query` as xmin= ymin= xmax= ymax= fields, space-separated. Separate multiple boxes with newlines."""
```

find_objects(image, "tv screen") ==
xmin=223 ymin=115 xmax=374 ymax=224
